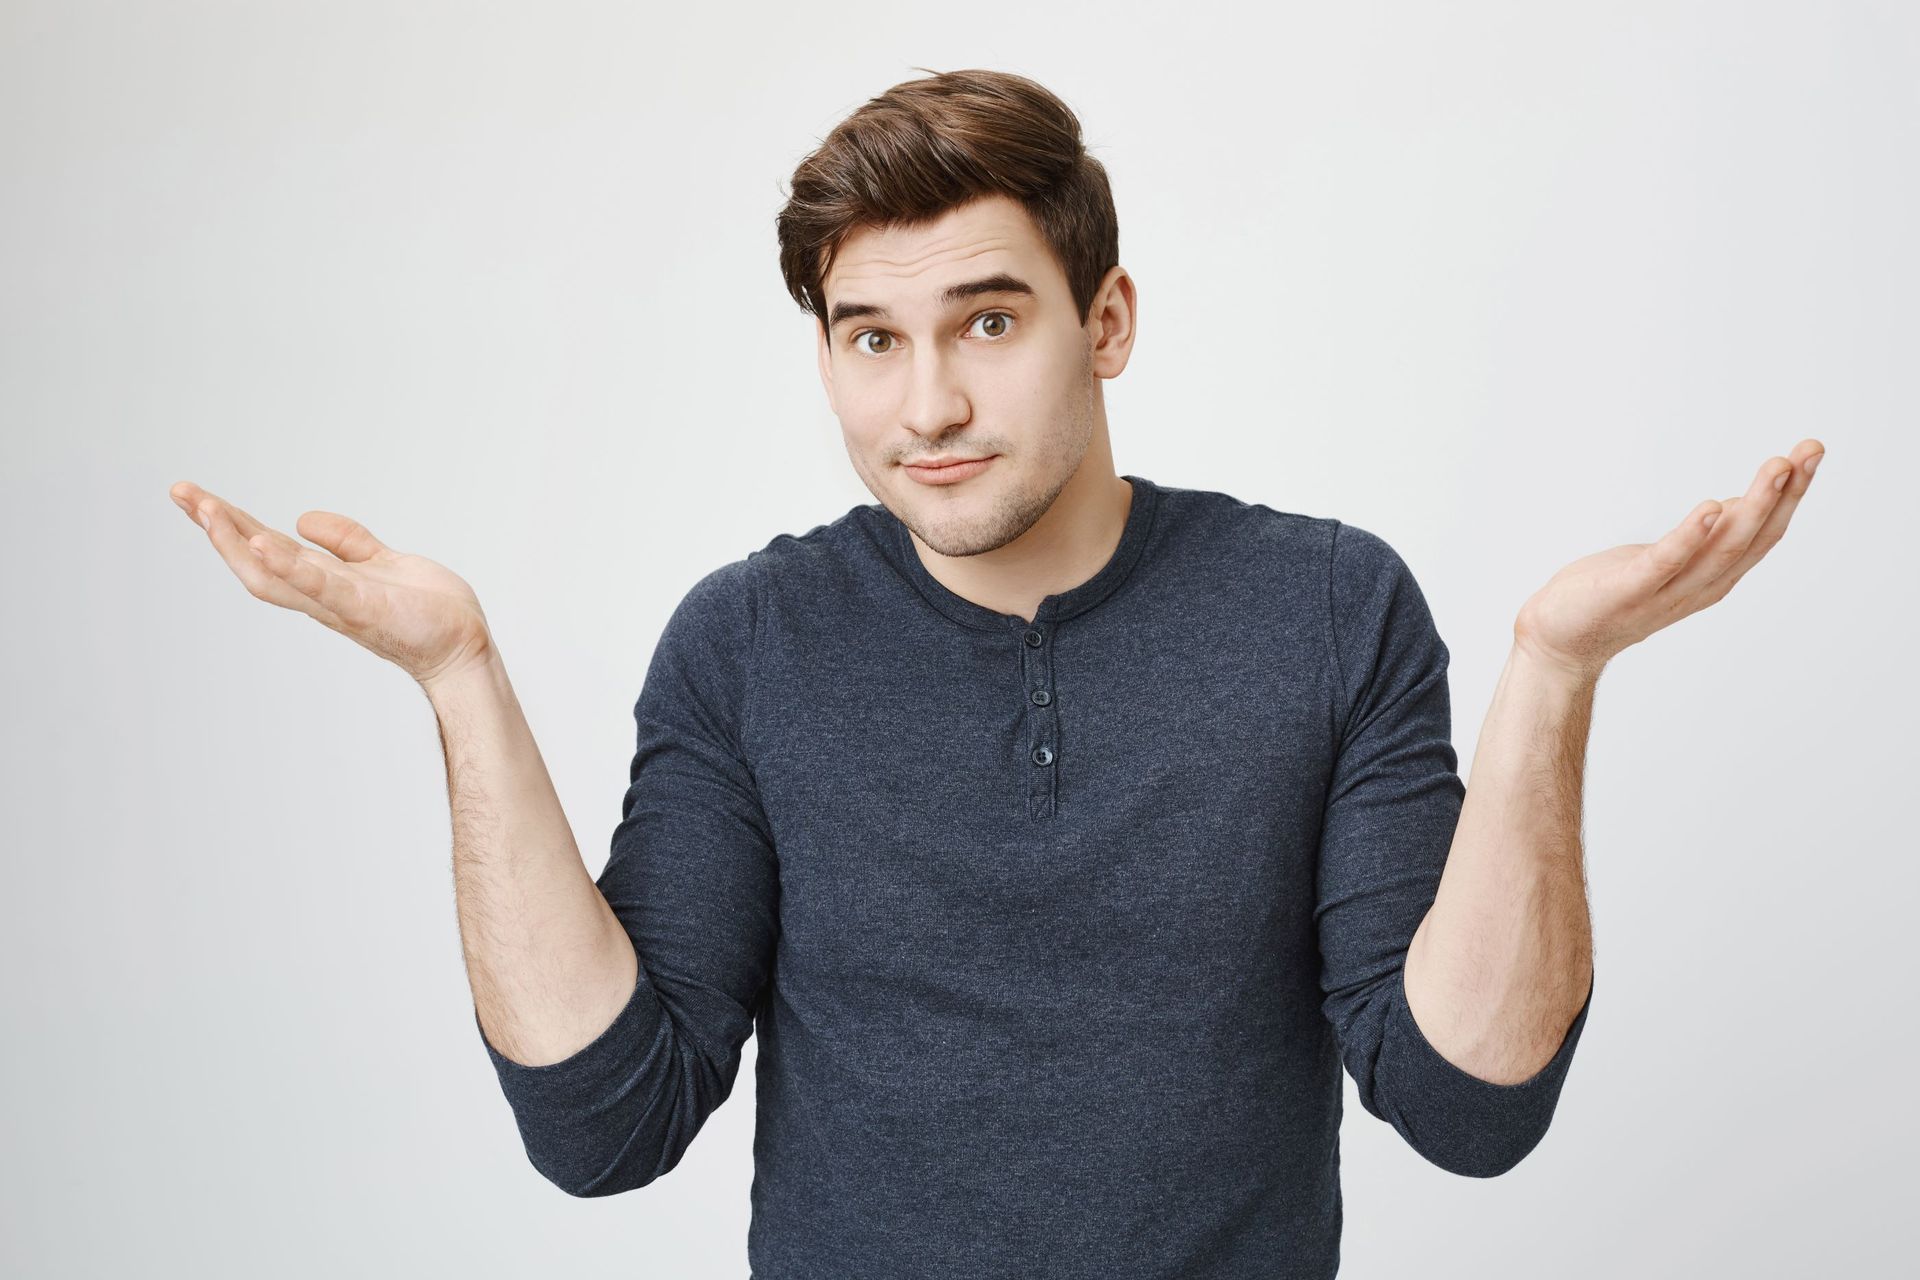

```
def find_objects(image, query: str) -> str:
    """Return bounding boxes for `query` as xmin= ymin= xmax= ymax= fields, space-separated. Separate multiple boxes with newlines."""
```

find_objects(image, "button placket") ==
xmin=1020 ymin=621 xmax=1059 ymax=819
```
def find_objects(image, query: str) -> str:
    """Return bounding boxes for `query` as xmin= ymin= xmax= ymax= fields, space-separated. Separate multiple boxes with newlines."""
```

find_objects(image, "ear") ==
xmin=815 ymin=318 xmax=837 ymax=413
xmin=1084 ymin=265 xmax=1138 ymax=380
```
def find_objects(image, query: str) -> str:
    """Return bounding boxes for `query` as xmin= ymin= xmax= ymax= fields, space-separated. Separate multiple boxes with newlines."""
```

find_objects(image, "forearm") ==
xmin=1403 ymin=643 xmax=1596 ymax=1086
xmin=424 ymin=649 xmax=639 ymax=1067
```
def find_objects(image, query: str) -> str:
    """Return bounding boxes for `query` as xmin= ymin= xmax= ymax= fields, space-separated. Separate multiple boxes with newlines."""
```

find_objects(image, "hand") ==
xmin=1512 ymin=439 xmax=1825 ymax=683
xmin=169 ymin=481 xmax=496 ymax=688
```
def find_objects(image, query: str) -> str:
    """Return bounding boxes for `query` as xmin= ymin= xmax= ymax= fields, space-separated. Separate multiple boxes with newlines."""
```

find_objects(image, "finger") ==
xmin=170 ymin=481 xmax=217 ymax=529
xmin=180 ymin=486 xmax=325 ymax=565
xmin=203 ymin=503 xmax=341 ymax=624
xmin=169 ymin=481 xmax=197 ymax=519
xmin=173 ymin=482 xmax=356 ymax=572
xmin=175 ymin=485 xmax=279 ymax=543
xmin=294 ymin=510 xmax=394 ymax=564
xmin=1641 ymin=498 xmax=1726 ymax=589
xmin=1697 ymin=439 xmax=1824 ymax=600
xmin=246 ymin=533 xmax=368 ymax=630
xmin=1663 ymin=455 xmax=1794 ymax=599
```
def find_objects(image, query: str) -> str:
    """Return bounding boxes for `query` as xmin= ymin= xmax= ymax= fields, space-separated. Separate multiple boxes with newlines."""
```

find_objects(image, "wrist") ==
xmin=1507 ymin=637 xmax=1603 ymax=695
xmin=420 ymin=644 xmax=508 ymax=707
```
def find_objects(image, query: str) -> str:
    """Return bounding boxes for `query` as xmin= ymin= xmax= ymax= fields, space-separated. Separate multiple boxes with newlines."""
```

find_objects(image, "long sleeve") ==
xmin=474 ymin=556 xmax=780 ymax=1197
xmin=1315 ymin=521 xmax=1591 ymax=1179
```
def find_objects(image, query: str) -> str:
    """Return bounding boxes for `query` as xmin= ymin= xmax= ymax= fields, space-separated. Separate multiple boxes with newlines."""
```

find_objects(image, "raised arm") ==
xmin=464 ymin=557 xmax=779 ymax=1196
xmin=168 ymin=482 xmax=777 ymax=1196
xmin=1314 ymin=520 xmax=1591 ymax=1179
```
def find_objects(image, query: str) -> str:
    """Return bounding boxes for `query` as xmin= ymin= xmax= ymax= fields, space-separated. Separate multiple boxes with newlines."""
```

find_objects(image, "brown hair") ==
xmin=776 ymin=68 xmax=1120 ymax=335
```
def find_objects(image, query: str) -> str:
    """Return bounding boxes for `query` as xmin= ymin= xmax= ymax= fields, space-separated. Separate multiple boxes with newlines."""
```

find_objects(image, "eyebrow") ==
xmin=826 ymin=272 xmax=1037 ymax=331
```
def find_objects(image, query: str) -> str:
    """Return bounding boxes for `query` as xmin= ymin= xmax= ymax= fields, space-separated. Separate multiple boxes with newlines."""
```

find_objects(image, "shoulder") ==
xmin=662 ymin=555 xmax=759 ymax=654
xmin=1142 ymin=480 xmax=1411 ymax=640
xmin=668 ymin=497 xmax=872 ymax=623
xmin=660 ymin=498 xmax=888 ymax=666
xmin=1142 ymin=478 xmax=1336 ymax=590
xmin=1321 ymin=519 xmax=1448 ymax=719
xmin=1328 ymin=519 xmax=1421 ymax=598
xmin=745 ymin=500 xmax=881 ymax=587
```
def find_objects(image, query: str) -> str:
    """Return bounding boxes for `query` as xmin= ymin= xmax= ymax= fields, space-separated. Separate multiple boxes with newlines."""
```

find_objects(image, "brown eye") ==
xmin=972 ymin=311 xmax=1013 ymax=339
xmin=858 ymin=331 xmax=894 ymax=355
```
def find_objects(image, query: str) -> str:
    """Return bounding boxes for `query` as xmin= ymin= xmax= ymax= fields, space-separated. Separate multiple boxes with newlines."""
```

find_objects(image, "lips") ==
xmin=903 ymin=454 xmax=997 ymax=485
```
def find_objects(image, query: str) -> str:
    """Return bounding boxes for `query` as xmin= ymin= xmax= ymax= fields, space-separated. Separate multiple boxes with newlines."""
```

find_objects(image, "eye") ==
xmin=968 ymin=310 xmax=1015 ymax=340
xmin=847 ymin=310 xmax=1015 ymax=358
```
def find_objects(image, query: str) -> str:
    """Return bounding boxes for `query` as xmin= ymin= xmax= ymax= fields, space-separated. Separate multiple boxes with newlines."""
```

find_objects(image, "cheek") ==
xmin=837 ymin=410 xmax=891 ymax=464
xmin=1013 ymin=341 xmax=1086 ymax=416
xmin=830 ymin=376 xmax=888 ymax=433
xmin=835 ymin=370 xmax=894 ymax=419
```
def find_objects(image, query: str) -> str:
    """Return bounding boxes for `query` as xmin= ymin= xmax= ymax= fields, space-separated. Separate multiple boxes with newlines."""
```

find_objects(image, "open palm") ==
xmin=1513 ymin=438 xmax=1825 ymax=682
xmin=169 ymin=481 xmax=494 ymax=688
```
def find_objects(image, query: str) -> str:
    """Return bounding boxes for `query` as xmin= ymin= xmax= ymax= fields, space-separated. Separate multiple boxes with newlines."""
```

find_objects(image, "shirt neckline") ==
xmin=872 ymin=473 xmax=1162 ymax=632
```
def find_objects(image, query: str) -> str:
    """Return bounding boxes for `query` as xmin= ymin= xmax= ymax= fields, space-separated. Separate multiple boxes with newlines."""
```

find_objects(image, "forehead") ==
xmin=823 ymin=193 xmax=1058 ymax=305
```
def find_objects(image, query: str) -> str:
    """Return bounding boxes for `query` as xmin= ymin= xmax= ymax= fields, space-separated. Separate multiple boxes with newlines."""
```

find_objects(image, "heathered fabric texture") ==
xmin=475 ymin=473 xmax=1593 ymax=1278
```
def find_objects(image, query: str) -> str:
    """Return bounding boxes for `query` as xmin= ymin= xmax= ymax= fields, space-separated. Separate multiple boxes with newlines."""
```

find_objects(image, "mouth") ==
xmin=903 ymin=454 xmax=998 ymax=486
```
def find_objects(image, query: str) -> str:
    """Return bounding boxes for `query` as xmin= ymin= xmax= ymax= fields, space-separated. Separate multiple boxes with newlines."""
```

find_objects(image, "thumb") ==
xmin=296 ymin=510 xmax=392 ymax=562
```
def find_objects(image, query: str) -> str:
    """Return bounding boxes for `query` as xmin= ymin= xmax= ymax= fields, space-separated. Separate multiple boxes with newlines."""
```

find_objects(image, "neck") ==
xmin=907 ymin=460 xmax=1133 ymax=625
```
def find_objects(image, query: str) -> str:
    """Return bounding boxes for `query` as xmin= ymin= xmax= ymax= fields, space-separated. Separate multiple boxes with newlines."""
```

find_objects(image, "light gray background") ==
xmin=4 ymin=2 xmax=1914 ymax=1275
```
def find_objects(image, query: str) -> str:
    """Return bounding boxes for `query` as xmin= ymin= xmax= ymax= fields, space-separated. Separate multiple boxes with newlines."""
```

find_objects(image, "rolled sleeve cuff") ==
xmin=1375 ymin=969 xmax=1594 ymax=1177
xmin=474 ymin=969 xmax=665 ymax=1114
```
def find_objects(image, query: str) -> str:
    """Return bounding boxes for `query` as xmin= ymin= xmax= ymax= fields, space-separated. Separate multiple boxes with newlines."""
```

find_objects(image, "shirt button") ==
xmin=1030 ymin=689 xmax=1051 ymax=706
xmin=1031 ymin=745 xmax=1054 ymax=766
xmin=1024 ymin=628 xmax=1045 ymax=647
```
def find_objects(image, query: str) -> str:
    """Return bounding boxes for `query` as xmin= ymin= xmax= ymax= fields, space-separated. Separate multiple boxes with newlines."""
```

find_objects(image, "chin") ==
xmin=925 ymin=500 xmax=1038 ymax=560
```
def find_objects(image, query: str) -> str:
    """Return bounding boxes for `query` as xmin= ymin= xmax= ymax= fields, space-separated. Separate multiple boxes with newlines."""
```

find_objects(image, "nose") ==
xmin=898 ymin=344 xmax=970 ymax=439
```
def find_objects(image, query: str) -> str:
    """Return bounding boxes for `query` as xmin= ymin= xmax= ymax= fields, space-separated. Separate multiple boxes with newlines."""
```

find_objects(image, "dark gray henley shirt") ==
xmin=474 ymin=472 xmax=1594 ymax=1278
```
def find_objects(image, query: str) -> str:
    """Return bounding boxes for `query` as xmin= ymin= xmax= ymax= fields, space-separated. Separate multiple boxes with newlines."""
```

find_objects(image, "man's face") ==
xmin=816 ymin=193 xmax=1113 ymax=558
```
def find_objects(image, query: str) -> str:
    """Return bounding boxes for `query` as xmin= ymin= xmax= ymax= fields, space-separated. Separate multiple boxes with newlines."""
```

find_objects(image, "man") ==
xmin=169 ymin=68 xmax=1822 ymax=1279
